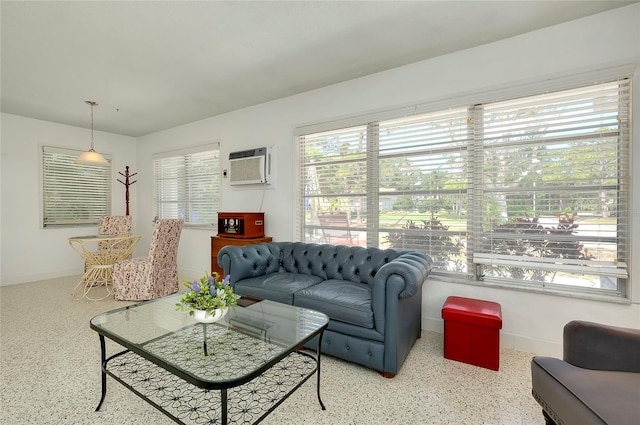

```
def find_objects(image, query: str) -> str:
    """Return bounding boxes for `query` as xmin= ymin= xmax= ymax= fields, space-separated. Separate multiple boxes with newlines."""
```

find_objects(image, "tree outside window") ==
xmin=298 ymin=79 xmax=630 ymax=296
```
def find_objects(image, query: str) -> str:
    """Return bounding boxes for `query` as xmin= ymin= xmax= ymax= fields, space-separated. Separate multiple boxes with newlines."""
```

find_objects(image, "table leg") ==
xmin=203 ymin=324 xmax=209 ymax=356
xmin=316 ymin=332 xmax=326 ymax=410
xmin=96 ymin=334 xmax=108 ymax=411
xmin=71 ymin=272 xmax=90 ymax=299
xmin=72 ymin=265 xmax=114 ymax=301
xmin=221 ymin=388 xmax=228 ymax=425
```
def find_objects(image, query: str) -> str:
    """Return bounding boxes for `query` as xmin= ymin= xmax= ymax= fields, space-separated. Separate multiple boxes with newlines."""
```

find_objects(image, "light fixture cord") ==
xmin=90 ymin=102 xmax=95 ymax=150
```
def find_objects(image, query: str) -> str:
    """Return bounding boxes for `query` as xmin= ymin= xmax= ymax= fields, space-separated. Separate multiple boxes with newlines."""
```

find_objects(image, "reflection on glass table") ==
xmin=68 ymin=234 xmax=141 ymax=301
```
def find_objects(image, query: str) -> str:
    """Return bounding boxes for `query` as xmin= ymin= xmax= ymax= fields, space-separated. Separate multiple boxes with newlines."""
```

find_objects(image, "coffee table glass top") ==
xmin=90 ymin=294 xmax=329 ymax=388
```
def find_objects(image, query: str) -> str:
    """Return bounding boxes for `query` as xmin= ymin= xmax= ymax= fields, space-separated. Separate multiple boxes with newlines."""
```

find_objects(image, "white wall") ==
xmin=0 ymin=113 xmax=137 ymax=285
xmin=136 ymin=5 xmax=640 ymax=356
xmin=2 ymin=5 xmax=639 ymax=356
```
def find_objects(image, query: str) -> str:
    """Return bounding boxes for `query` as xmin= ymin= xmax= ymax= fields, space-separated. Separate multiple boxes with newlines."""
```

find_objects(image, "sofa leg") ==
xmin=380 ymin=372 xmax=395 ymax=378
xmin=542 ymin=410 xmax=558 ymax=425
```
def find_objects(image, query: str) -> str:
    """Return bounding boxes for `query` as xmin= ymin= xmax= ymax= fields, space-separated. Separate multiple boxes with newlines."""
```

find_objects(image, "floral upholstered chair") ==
xmin=112 ymin=219 xmax=183 ymax=301
xmin=99 ymin=215 xmax=132 ymax=235
xmin=85 ymin=215 xmax=132 ymax=272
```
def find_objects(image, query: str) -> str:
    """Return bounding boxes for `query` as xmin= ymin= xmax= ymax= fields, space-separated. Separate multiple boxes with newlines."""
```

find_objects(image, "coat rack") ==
xmin=117 ymin=166 xmax=137 ymax=216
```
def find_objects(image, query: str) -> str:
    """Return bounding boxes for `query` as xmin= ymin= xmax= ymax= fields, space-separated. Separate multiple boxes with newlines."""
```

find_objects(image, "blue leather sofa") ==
xmin=218 ymin=242 xmax=432 ymax=377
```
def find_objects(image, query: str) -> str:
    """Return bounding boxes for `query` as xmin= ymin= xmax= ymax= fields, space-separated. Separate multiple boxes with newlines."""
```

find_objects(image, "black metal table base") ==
xmin=95 ymin=333 xmax=325 ymax=424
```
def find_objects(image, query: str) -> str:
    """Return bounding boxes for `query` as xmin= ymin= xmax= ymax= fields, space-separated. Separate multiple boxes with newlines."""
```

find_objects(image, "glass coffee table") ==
xmin=90 ymin=294 xmax=329 ymax=424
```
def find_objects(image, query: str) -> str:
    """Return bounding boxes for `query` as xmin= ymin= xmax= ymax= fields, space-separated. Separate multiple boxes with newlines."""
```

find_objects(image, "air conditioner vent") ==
xmin=229 ymin=147 xmax=271 ymax=185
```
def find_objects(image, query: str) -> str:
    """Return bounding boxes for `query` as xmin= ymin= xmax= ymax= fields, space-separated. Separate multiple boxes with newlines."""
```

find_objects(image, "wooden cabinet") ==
xmin=211 ymin=236 xmax=273 ymax=276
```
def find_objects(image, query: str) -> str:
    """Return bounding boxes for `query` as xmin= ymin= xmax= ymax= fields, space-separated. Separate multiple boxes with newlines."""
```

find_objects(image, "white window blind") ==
xmin=297 ymin=76 xmax=631 ymax=297
xmin=378 ymin=109 xmax=471 ymax=274
xmin=42 ymin=146 xmax=112 ymax=227
xmin=473 ymin=80 xmax=630 ymax=292
xmin=153 ymin=145 xmax=221 ymax=228
xmin=298 ymin=125 xmax=367 ymax=245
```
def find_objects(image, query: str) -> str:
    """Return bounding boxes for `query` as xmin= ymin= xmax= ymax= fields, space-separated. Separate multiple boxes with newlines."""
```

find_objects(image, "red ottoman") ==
xmin=441 ymin=296 xmax=502 ymax=371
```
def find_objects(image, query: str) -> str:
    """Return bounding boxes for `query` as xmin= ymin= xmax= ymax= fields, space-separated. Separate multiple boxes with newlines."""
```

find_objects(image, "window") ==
xmin=297 ymin=77 xmax=631 ymax=297
xmin=42 ymin=146 xmax=111 ymax=227
xmin=153 ymin=144 xmax=221 ymax=228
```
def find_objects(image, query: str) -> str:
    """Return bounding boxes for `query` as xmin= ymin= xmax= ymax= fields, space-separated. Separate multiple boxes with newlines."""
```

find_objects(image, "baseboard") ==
xmin=0 ymin=269 xmax=80 ymax=287
xmin=422 ymin=316 xmax=562 ymax=357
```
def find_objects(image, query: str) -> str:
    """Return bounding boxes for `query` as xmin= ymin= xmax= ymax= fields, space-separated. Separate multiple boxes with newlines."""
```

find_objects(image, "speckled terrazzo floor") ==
xmin=0 ymin=276 xmax=544 ymax=425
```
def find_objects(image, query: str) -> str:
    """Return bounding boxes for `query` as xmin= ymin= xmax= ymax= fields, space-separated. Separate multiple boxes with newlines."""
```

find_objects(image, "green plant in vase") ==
xmin=176 ymin=272 xmax=239 ymax=321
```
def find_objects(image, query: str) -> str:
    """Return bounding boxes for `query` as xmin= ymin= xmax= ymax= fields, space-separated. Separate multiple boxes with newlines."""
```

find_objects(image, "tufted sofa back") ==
xmin=276 ymin=242 xmax=405 ymax=285
xmin=218 ymin=242 xmax=418 ymax=286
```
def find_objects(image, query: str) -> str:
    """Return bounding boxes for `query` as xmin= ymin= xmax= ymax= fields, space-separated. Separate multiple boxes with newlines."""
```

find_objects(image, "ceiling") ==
xmin=1 ymin=1 xmax=636 ymax=137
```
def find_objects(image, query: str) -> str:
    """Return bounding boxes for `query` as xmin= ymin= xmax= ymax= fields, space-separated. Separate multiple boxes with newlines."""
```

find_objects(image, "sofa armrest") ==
xmin=373 ymin=252 xmax=432 ymax=299
xmin=563 ymin=320 xmax=640 ymax=372
xmin=218 ymin=243 xmax=280 ymax=284
xmin=370 ymin=252 xmax=432 ymax=328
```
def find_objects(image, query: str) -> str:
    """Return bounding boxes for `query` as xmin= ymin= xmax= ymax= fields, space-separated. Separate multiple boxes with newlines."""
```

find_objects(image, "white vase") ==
xmin=193 ymin=307 xmax=228 ymax=324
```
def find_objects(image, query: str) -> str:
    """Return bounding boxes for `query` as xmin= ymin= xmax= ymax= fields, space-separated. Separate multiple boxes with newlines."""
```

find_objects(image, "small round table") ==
xmin=68 ymin=234 xmax=141 ymax=301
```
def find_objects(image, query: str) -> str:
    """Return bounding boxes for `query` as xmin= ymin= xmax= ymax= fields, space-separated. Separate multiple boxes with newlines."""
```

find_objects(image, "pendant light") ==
xmin=76 ymin=101 xmax=109 ymax=166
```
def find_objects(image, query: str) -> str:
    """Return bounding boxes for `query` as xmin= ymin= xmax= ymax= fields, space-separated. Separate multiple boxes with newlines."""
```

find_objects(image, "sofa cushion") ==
xmin=532 ymin=356 xmax=640 ymax=425
xmin=234 ymin=272 xmax=324 ymax=305
xmin=327 ymin=319 xmax=384 ymax=342
xmin=294 ymin=279 xmax=374 ymax=328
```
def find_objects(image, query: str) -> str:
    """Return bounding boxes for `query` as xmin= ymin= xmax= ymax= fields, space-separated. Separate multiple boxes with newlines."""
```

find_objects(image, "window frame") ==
xmin=41 ymin=145 xmax=112 ymax=227
xmin=153 ymin=143 xmax=221 ymax=230
xmin=296 ymin=68 xmax=632 ymax=300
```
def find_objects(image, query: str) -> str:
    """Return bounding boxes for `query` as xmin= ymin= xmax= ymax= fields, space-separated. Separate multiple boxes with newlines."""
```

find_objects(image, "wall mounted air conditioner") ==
xmin=229 ymin=147 xmax=272 ymax=185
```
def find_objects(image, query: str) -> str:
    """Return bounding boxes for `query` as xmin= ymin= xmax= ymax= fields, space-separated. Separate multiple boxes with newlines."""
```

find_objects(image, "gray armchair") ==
xmin=531 ymin=320 xmax=640 ymax=425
